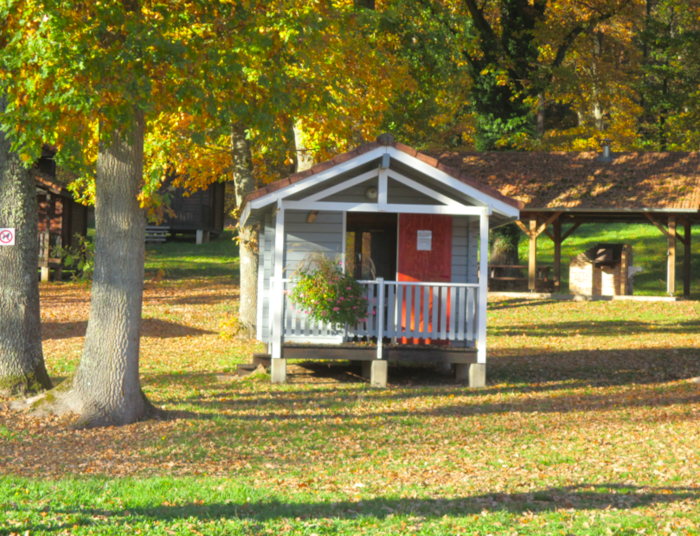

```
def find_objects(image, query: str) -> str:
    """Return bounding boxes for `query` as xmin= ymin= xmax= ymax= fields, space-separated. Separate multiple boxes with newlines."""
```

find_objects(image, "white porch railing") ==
xmin=271 ymin=278 xmax=480 ymax=348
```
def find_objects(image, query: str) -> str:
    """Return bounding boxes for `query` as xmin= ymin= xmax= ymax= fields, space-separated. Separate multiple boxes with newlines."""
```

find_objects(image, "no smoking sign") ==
xmin=0 ymin=228 xmax=16 ymax=246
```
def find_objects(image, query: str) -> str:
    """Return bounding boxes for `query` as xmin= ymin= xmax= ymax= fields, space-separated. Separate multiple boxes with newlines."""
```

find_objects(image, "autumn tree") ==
xmin=149 ymin=1 xmax=411 ymax=336
xmin=0 ymin=5 xmax=53 ymax=396
xmin=1 ymin=0 xmax=221 ymax=426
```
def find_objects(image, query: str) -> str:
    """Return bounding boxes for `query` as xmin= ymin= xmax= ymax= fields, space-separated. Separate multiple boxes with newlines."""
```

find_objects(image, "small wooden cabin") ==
xmin=240 ymin=134 xmax=522 ymax=387
xmin=35 ymin=173 xmax=89 ymax=281
xmin=154 ymin=181 xmax=227 ymax=244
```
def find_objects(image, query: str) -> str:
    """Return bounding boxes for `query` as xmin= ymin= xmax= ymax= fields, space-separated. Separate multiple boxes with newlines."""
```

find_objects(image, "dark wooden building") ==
xmin=35 ymin=173 xmax=89 ymax=281
xmin=150 ymin=182 xmax=227 ymax=244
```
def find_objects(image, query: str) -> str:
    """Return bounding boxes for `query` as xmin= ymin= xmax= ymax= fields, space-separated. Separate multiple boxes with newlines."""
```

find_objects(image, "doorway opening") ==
xmin=345 ymin=212 xmax=397 ymax=280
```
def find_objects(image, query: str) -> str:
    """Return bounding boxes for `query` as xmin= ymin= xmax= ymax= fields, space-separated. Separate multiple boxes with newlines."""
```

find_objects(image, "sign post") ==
xmin=0 ymin=228 xmax=16 ymax=246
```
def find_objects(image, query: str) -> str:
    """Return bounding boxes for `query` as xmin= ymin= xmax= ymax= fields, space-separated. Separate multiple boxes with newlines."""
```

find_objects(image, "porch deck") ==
xmin=282 ymin=342 xmax=477 ymax=364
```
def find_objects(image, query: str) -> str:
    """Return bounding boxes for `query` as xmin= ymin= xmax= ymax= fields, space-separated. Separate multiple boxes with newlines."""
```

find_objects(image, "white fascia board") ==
xmin=240 ymin=203 xmax=252 ymax=227
xmin=282 ymin=200 xmax=488 ymax=216
xmin=387 ymin=147 xmax=520 ymax=219
xmin=248 ymin=146 xmax=388 ymax=212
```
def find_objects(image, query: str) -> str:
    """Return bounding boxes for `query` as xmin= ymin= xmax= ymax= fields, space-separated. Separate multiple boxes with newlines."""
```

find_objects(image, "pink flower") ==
xmin=372 ymin=311 xmax=376 ymax=315
xmin=359 ymin=318 xmax=367 ymax=322
xmin=346 ymin=287 xmax=351 ymax=290
xmin=321 ymin=311 xmax=327 ymax=315
xmin=339 ymin=297 xmax=344 ymax=301
xmin=353 ymin=306 xmax=358 ymax=310
xmin=333 ymin=307 xmax=340 ymax=311
xmin=338 ymin=261 xmax=343 ymax=265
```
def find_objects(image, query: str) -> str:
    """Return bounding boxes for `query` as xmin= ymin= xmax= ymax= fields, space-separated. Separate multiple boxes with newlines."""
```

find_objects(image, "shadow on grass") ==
xmin=42 ymin=319 xmax=214 ymax=341
xmin=8 ymin=483 xmax=700 ymax=534
xmin=491 ymin=320 xmax=700 ymax=337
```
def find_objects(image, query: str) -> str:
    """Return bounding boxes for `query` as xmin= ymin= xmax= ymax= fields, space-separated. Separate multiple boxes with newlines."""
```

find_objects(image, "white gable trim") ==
xmin=240 ymin=146 xmax=388 ymax=226
xmin=387 ymin=147 xmax=520 ymax=218
xmin=281 ymin=199 xmax=489 ymax=216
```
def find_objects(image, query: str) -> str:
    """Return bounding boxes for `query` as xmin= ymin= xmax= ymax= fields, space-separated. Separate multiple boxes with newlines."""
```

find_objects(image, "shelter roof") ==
xmin=431 ymin=151 xmax=700 ymax=212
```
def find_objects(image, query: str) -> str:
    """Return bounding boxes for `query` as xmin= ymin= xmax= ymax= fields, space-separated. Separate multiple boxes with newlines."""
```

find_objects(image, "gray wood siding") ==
xmin=260 ymin=212 xmax=275 ymax=343
xmin=324 ymin=177 xmax=378 ymax=203
xmin=451 ymin=216 xmax=469 ymax=283
xmin=387 ymin=178 xmax=439 ymax=205
xmin=283 ymin=210 xmax=344 ymax=276
xmin=468 ymin=219 xmax=479 ymax=283
xmin=323 ymin=177 xmax=438 ymax=205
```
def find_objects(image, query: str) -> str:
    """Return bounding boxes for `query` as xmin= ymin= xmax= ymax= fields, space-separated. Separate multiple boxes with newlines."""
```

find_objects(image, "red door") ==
xmin=398 ymin=214 xmax=452 ymax=343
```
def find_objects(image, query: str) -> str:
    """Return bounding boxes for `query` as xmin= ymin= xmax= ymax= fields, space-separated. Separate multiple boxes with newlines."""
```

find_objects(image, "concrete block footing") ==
xmin=371 ymin=360 xmax=388 ymax=388
xmin=271 ymin=358 xmax=287 ymax=384
xmin=41 ymin=267 xmax=50 ymax=283
xmin=196 ymin=230 xmax=210 ymax=245
xmin=469 ymin=363 xmax=486 ymax=388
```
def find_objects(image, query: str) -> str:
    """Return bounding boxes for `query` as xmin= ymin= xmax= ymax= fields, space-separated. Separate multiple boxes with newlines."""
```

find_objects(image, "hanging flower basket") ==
xmin=288 ymin=254 xmax=369 ymax=329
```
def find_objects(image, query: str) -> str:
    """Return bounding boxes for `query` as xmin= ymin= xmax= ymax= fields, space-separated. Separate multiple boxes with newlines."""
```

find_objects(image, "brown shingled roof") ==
xmin=243 ymin=136 xmax=524 ymax=211
xmin=431 ymin=151 xmax=700 ymax=211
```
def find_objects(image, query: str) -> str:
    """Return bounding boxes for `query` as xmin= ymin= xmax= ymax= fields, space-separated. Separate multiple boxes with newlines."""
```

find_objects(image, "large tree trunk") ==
xmin=231 ymin=122 xmax=258 ymax=338
xmin=0 ymin=95 xmax=52 ymax=396
xmin=22 ymin=111 xmax=156 ymax=427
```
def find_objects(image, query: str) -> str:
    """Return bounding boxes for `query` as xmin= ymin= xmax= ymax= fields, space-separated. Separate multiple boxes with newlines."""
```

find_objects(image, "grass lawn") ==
xmin=517 ymin=222 xmax=700 ymax=298
xmin=2 ymin=233 xmax=700 ymax=535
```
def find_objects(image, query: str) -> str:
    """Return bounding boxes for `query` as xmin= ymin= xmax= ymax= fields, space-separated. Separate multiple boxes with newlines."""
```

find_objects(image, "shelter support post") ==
xmin=683 ymin=220 xmax=692 ymax=298
xmin=553 ymin=219 xmax=562 ymax=292
xmin=668 ymin=216 xmax=676 ymax=296
xmin=515 ymin=212 xmax=562 ymax=293
xmin=528 ymin=218 xmax=537 ymax=291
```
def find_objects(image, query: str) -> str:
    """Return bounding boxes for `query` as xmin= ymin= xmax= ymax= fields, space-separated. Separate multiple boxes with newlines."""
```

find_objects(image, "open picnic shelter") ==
xmin=437 ymin=150 xmax=700 ymax=297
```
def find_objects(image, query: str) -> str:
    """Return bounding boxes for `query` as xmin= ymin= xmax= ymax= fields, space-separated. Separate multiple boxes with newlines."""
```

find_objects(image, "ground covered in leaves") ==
xmin=2 ymin=239 xmax=700 ymax=535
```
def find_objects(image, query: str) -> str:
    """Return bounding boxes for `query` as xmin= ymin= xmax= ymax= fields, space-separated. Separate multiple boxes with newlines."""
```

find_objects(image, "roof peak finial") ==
xmin=376 ymin=133 xmax=395 ymax=146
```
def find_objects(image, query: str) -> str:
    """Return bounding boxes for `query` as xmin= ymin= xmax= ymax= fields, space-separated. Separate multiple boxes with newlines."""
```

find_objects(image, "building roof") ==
xmin=431 ymin=151 xmax=700 ymax=212
xmin=243 ymin=135 xmax=524 ymax=211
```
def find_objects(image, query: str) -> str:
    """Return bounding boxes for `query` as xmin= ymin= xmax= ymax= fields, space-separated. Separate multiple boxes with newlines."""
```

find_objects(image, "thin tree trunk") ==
xmin=293 ymin=120 xmax=315 ymax=173
xmin=231 ymin=122 xmax=258 ymax=338
xmin=0 ymin=94 xmax=52 ymax=396
xmin=32 ymin=110 xmax=156 ymax=427
xmin=536 ymin=91 xmax=546 ymax=137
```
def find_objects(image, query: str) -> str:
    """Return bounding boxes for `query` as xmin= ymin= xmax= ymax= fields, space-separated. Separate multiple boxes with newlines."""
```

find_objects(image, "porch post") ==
xmin=271 ymin=200 xmax=286 ymax=382
xmin=553 ymin=218 xmax=562 ymax=293
xmin=477 ymin=210 xmax=489 ymax=365
xmin=376 ymin=277 xmax=385 ymax=360
xmin=668 ymin=215 xmax=676 ymax=296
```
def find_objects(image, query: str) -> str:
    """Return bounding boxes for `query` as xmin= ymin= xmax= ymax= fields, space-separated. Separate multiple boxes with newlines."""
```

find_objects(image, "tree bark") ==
xmin=293 ymin=121 xmax=315 ymax=173
xmin=37 ymin=110 xmax=155 ymax=427
xmin=0 ymin=95 xmax=52 ymax=396
xmin=231 ymin=122 xmax=258 ymax=338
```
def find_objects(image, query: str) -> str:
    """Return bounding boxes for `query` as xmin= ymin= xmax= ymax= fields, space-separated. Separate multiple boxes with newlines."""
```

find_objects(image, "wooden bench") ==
xmin=145 ymin=226 xmax=169 ymax=244
xmin=487 ymin=264 xmax=553 ymax=291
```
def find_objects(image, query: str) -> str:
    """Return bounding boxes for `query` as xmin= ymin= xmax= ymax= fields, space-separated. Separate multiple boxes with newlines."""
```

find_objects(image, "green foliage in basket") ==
xmin=288 ymin=254 xmax=369 ymax=328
